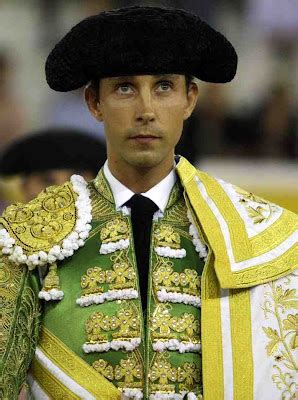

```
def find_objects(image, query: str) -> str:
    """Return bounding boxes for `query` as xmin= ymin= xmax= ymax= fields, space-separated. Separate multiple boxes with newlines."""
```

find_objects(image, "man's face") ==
xmin=85 ymin=74 xmax=198 ymax=170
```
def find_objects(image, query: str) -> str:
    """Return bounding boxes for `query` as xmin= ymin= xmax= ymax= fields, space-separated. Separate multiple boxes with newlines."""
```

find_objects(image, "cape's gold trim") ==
xmin=229 ymin=289 xmax=253 ymax=400
xmin=38 ymin=326 xmax=121 ymax=400
xmin=201 ymin=253 xmax=224 ymax=400
xmin=176 ymin=156 xmax=298 ymax=288
xmin=30 ymin=357 xmax=81 ymax=399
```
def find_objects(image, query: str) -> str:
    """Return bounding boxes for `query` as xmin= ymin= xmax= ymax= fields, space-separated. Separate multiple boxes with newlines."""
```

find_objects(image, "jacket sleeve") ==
xmin=0 ymin=253 xmax=41 ymax=400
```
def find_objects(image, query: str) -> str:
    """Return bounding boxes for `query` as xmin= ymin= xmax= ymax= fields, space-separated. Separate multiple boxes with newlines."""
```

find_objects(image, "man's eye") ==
xmin=116 ymin=84 xmax=133 ymax=94
xmin=157 ymin=81 xmax=172 ymax=91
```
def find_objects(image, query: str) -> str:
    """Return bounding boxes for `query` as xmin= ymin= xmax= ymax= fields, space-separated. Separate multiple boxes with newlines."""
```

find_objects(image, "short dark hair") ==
xmin=89 ymin=74 xmax=194 ymax=100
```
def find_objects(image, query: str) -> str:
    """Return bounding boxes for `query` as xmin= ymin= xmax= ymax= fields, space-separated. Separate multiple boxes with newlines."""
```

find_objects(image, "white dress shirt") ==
xmin=103 ymin=160 xmax=177 ymax=212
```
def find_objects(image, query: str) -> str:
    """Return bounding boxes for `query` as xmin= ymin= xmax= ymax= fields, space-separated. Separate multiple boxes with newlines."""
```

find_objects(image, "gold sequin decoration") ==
xmin=92 ymin=351 xmax=144 ymax=389
xmin=153 ymin=261 xmax=201 ymax=297
xmin=85 ymin=302 xmax=140 ymax=344
xmin=150 ymin=304 xmax=200 ymax=344
xmin=100 ymin=218 xmax=129 ymax=244
xmin=149 ymin=353 xmax=201 ymax=393
xmin=80 ymin=262 xmax=136 ymax=297
xmin=81 ymin=267 xmax=105 ymax=296
xmin=154 ymin=224 xmax=181 ymax=249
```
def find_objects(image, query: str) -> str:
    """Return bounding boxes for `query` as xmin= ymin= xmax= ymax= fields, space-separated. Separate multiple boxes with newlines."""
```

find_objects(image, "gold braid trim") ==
xmin=38 ymin=326 xmax=121 ymax=400
xmin=30 ymin=358 xmax=81 ymax=399
xmin=0 ymin=256 xmax=40 ymax=400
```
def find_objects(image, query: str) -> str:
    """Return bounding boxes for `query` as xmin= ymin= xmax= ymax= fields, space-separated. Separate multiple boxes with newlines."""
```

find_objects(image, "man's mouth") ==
xmin=129 ymin=134 xmax=160 ymax=143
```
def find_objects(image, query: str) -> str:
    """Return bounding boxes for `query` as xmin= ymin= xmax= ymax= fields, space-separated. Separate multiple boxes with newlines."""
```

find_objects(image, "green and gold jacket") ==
xmin=0 ymin=156 xmax=297 ymax=400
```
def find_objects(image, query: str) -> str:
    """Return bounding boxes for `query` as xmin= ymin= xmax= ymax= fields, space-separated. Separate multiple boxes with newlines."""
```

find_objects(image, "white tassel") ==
xmin=38 ymin=289 xmax=64 ymax=301
xmin=152 ymin=339 xmax=201 ymax=353
xmin=76 ymin=288 xmax=138 ymax=307
xmin=157 ymin=288 xmax=201 ymax=308
xmin=100 ymin=238 xmax=130 ymax=254
xmin=155 ymin=246 xmax=186 ymax=259
xmin=83 ymin=338 xmax=141 ymax=353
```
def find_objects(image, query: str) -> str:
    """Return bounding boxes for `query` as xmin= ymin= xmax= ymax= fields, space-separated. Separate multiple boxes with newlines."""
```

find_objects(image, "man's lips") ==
xmin=129 ymin=134 xmax=160 ymax=143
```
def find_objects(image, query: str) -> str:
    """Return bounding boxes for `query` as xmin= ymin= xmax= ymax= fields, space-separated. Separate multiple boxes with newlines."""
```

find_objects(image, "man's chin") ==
xmin=126 ymin=153 xmax=162 ymax=169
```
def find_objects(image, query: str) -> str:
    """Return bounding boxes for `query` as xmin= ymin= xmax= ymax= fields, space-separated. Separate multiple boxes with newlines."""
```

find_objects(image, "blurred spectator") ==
xmin=256 ymin=84 xmax=298 ymax=159
xmin=0 ymin=50 xmax=25 ymax=151
xmin=46 ymin=89 xmax=106 ymax=142
xmin=0 ymin=127 xmax=106 ymax=208
xmin=177 ymin=83 xmax=258 ymax=160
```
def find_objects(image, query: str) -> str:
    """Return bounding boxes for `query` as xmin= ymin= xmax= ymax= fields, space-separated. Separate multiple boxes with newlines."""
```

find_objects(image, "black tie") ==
xmin=125 ymin=194 xmax=159 ymax=310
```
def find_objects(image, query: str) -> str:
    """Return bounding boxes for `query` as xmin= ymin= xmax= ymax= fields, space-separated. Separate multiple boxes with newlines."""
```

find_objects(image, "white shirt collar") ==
xmin=103 ymin=160 xmax=177 ymax=212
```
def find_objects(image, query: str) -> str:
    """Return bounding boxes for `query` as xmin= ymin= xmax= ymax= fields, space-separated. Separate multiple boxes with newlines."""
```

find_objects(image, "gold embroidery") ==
xmin=92 ymin=351 xmax=144 ymax=389
xmin=0 ymin=256 xmax=40 ymax=399
xmin=93 ymin=169 xmax=114 ymax=204
xmin=149 ymin=353 xmax=201 ymax=394
xmin=80 ymin=262 xmax=136 ymax=297
xmin=106 ymin=262 xmax=136 ymax=289
xmin=0 ymin=181 xmax=77 ymax=253
xmin=154 ymin=224 xmax=181 ymax=249
xmin=41 ymin=262 xmax=61 ymax=292
xmin=81 ymin=267 xmax=105 ymax=296
xmin=115 ymin=354 xmax=143 ymax=388
xmin=92 ymin=359 xmax=115 ymax=380
xmin=100 ymin=218 xmax=129 ymax=244
xmin=150 ymin=304 xmax=200 ymax=344
xmin=236 ymin=187 xmax=279 ymax=225
xmin=153 ymin=262 xmax=201 ymax=296
xmin=150 ymin=353 xmax=177 ymax=392
xmin=88 ymin=182 xmax=116 ymax=221
xmin=85 ymin=302 xmax=140 ymax=344
xmin=261 ymin=275 xmax=298 ymax=397
xmin=177 ymin=362 xmax=201 ymax=392
xmin=37 ymin=327 xmax=120 ymax=399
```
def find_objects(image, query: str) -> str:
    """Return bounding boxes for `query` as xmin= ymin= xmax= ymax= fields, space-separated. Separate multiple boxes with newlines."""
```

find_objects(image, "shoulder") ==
xmin=0 ymin=175 xmax=92 ymax=270
xmin=176 ymin=156 xmax=297 ymax=287
xmin=196 ymin=169 xmax=298 ymax=237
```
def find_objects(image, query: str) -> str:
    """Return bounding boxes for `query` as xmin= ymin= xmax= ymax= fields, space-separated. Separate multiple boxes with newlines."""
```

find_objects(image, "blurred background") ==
xmin=0 ymin=0 xmax=297 ymax=212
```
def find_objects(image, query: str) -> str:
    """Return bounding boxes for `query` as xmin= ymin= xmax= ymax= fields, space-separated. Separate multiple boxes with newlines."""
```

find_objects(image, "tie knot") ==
xmin=126 ymin=194 xmax=159 ymax=216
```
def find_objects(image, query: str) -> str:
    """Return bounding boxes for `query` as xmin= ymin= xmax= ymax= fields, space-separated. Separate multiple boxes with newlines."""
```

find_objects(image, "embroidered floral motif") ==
xmin=92 ymin=351 xmax=144 ymax=389
xmin=177 ymin=362 xmax=201 ymax=392
xmin=236 ymin=188 xmax=279 ymax=225
xmin=100 ymin=218 xmax=129 ymax=244
xmin=261 ymin=274 xmax=298 ymax=397
xmin=106 ymin=262 xmax=136 ymax=289
xmin=76 ymin=259 xmax=138 ymax=306
xmin=92 ymin=359 xmax=114 ymax=380
xmin=150 ymin=353 xmax=177 ymax=392
xmin=153 ymin=262 xmax=201 ymax=298
xmin=81 ymin=267 xmax=105 ymax=296
xmin=149 ymin=353 xmax=201 ymax=394
xmin=150 ymin=304 xmax=200 ymax=353
xmin=154 ymin=224 xmax=186 ymax=258
xmin=83 ymin=302 xmax=141 ymax=353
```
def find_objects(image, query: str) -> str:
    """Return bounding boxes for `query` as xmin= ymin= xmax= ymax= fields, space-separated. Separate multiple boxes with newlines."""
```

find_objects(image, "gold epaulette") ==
xmin=0 ymin=175 xmax=92 ymax=270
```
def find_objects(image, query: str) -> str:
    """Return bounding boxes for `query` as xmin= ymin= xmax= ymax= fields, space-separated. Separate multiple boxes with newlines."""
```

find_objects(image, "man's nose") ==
xmin=135 ymin=89 xmax=156 ymax=123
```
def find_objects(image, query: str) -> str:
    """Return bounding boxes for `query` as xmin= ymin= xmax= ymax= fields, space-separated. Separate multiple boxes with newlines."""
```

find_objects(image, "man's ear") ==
xmin=183 ymin=82 xmax=199 ymax=120
xmin=84 ymin=85 xmax=103 ymax=122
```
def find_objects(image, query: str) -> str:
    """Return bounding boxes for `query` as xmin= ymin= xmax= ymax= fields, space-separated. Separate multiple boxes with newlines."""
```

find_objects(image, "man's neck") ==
xmin=107 ymin=158 xmax=174 ymax=193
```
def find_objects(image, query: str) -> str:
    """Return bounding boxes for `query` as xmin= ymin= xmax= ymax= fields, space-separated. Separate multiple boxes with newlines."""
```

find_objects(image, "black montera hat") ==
xmin=45 ymin=5 xmax=238 ymax=92
xmin=0 ymin=128 xmax=106 ymax=176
